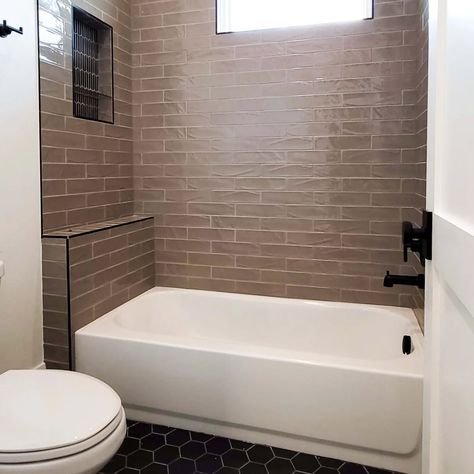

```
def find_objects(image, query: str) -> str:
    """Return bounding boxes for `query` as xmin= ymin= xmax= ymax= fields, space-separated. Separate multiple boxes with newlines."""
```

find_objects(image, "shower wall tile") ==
xmin=410 ymin=0 xmax=429 ymax=326
xmin=39 ymin=0 xmax=135 ymax=232
xmin=132 ymin=0 xmax=428 ymax=309
xmin=41 ymin=217 xmax=155 ymax=369
xmin=42 ymin=238 xmax=70 ymax=370
xmin=39 ymin=0 xmax=428 ymax=323
xmin=68 ymin=218 xmax=155 ymax=336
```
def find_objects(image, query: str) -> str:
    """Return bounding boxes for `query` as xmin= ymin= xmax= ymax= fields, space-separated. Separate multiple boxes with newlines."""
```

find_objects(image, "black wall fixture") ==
xmin=0 ymin=20 xmax=23 ymax=38
xmin=383 ymin=210 xmax=432 ymax=291
xmin=384 ymin=271 xmax=425 ymax=290
xmin=402 ymin=210 xmax=433 ymax=266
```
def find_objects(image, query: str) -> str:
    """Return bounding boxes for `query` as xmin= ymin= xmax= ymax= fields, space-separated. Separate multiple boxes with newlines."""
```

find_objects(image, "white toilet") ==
xmin=0 ymin=370 xmax=126 ymax=474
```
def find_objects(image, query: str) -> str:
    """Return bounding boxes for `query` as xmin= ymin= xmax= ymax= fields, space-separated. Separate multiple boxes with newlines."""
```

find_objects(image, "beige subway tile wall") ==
xmin=41 ymin=217 xmax=155 ymax=369
xmin=39 ymin=0 xmax=135 ymax=232
xmin=410 ymin=0 xmax=429 ymax=323
xmin=38 ymin=0 xmax=428 ymax=314
xmin=132 ymin=0 xmax=428 ymax=307
xmin=42 ymin=238 xmax=69 ymax=369
xmin=68 ymin=218 xmax=155 ymax=337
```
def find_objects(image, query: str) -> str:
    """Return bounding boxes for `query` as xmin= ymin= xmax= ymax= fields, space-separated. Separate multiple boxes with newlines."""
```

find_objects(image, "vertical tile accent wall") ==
xmin=41 ymin=217 xmax=155 ymax=369
xmin=131 ymin=0 xmax=428 ymax=308
xmin=38 ymin=0 xmax=134 ymax=232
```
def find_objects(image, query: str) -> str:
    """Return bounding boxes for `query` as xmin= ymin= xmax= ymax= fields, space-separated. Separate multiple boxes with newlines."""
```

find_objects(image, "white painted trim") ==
xmin=433 ymin=215 xmax=474 ymax=317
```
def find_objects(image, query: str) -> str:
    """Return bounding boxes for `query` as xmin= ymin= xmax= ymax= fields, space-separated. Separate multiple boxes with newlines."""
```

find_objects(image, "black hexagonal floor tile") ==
xmin=99 ymin=420 xmax=403 ymax=474
xmin=267 ymin=457 xmax=295 ymax=474
xmin=318 ymin=457 xmax=345 ymax=469
xmin=221 ymin=448 xmax=249 ymax=468
xmin=192 ymin=431 xmax=214 ymax=442
xmin=117 ymin=437 xmax=140 ymax=456
xmin=339 ymin=463 xmax=368 ymax=474
xmin=126 ymin=450 xmax=153 ymax=469
xmin=215 ymin=468 xmax=239 ymax=474
xmin=241 ymin=462 xmax=267 ymax=474
xmin=141 ymin=464 xmax=167 ymax=474
xmin=292 ymin=453 xmax=320 ymax=473
xmin=169 ymin=458 xmax=196 ymax=474
xmin=152 ymin=424 xmax=174 ymax=435
xmin=248 ymin=444 xmax=274 ymax=463
xmin=315 ymin=468 xmax=339 ymax=474
xmin=140 ymin=433 xmax=166 ymax=451
xmin=101 ymin=453 xmax=126 ymax=473
xmin=365 ymin=468 xmax=394 ymax=474
xmin=206 ymin=436 xmax=232 ymax=455
xmin=154 ymin=445 xmax=180 ymax=464
xmin=273 ymin=447 xmax=298 ymax=459
xmin=230 ymin=438 xmax=252 ymax=450
xmin=196 ymin=453 xmax=223 ymax=473
xmin=181 ymin=440 xmax=206 ymax=459
xmin=167 ymin=428 xmax=191 ymax=446
xmin=128 ymin=423 xmax=152 ymax=439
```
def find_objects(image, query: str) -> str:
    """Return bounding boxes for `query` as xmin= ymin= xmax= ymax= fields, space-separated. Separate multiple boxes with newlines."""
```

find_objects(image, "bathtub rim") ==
xmin=76 ymin=286 xmax=424 ymax=377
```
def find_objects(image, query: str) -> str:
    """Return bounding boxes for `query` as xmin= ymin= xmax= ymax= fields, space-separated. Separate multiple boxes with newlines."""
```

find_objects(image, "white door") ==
xmin=423 ymin=1 xmax=474 ymax=473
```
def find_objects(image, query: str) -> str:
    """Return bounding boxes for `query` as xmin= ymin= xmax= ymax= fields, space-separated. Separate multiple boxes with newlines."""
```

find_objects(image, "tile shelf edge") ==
xmin=42 ymin=215 xmax=154 ymax=239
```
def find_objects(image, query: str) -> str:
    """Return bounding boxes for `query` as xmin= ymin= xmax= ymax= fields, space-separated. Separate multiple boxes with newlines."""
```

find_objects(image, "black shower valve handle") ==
xmin=402 ymin=222 xmax=424 ymax=263
xmin=402 ymin=221 xmax=414 ymax=262
xmin=402 ymin=225 xmax=409 ymax=263
xmin=401 ymin=212 xmax=432 ymax=266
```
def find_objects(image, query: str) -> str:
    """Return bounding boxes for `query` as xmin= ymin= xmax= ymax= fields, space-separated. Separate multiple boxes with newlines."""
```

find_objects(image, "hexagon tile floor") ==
xmin=100 ymin=420 xmax=403 ymax=474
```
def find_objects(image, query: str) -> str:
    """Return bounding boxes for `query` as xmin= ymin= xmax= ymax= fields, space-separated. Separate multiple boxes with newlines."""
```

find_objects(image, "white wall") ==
xmin=423 ymin=0 xmax=474 ymax=473
xmin=0 ymin=0 xmax=43 ymax=372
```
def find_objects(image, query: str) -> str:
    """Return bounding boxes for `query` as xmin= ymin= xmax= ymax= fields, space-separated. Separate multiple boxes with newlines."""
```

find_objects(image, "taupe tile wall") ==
xmin=42 ymin=238 xmax=70 ymax=369
xmin=39 ymin=0 xmax=135 ymax=232
xmin=41 ymin=217 xmax=155 ymax=369
xmin=131 ymin=0 xmax=428 ymax=307
xmin=39 ymin=0 xmax=428 ymax=316
xmin=411 ymin=0 xmax=429 ymax=324
xmin=68 ymin=217 xmax=154 ymax=338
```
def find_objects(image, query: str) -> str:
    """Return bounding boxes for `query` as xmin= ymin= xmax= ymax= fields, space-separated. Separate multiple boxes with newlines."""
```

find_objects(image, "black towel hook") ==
xmin=0 ymin=20 xmax=23 ymax=38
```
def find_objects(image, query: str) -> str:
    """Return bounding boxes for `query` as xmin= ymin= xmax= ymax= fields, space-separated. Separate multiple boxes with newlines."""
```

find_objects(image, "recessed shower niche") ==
xmin=72 ymin=7 xmax=113 ymax=123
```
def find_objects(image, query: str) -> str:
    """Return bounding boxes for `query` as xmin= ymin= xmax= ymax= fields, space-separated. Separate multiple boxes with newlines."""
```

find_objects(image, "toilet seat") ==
xmin=0 ymin=370 xmax=123 ymax=464
xmin=0 ymin=408 xmax=125 ymax=464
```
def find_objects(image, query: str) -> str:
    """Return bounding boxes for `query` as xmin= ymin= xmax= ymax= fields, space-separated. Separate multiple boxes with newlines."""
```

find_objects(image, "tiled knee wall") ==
xmin=42 ymin=217 xmax=155 ymax=369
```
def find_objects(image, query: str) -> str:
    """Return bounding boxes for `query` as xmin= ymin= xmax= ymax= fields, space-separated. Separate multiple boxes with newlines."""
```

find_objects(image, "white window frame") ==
xmin=216 ymin=0 xmax=374 ymax=34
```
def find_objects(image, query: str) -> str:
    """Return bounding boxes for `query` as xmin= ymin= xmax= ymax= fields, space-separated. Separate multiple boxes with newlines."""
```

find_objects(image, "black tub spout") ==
xmin=384 ymin=271 xmax=425 ymax=290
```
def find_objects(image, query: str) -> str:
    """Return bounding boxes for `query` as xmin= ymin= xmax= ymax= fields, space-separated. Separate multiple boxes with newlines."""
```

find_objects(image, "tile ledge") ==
xmin=42 ymin=215 xmax=154 ymax=239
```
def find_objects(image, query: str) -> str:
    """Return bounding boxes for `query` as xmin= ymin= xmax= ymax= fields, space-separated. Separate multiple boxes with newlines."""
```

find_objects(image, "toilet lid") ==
xmin=0 ymin=370 xmax=122 ymax=453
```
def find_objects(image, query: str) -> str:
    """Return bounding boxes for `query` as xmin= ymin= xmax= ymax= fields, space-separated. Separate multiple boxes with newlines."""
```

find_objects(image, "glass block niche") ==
xmin=72 ymin=7 xmax=114 ymax=123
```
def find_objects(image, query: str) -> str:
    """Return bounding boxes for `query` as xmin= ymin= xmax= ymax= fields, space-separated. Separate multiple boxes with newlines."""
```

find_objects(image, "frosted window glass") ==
xmin=217 ymin=0 xmax=374 ymax=33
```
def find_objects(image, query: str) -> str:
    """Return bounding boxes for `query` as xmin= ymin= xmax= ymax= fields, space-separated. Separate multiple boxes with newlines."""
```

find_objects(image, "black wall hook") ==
xmin=0 ymin=20 xmax=23 ymax=38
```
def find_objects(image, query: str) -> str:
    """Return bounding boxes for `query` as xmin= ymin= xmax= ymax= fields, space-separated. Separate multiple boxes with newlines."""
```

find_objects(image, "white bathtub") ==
xmin=75 ymin=287 xmax=423 ymax=474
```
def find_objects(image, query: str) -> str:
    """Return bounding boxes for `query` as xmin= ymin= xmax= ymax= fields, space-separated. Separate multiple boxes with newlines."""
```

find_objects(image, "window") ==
xmin=216 ymin=0 xmax=374 ymax=34
xmin=72 ymin=7 xmax=114 ymax=123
